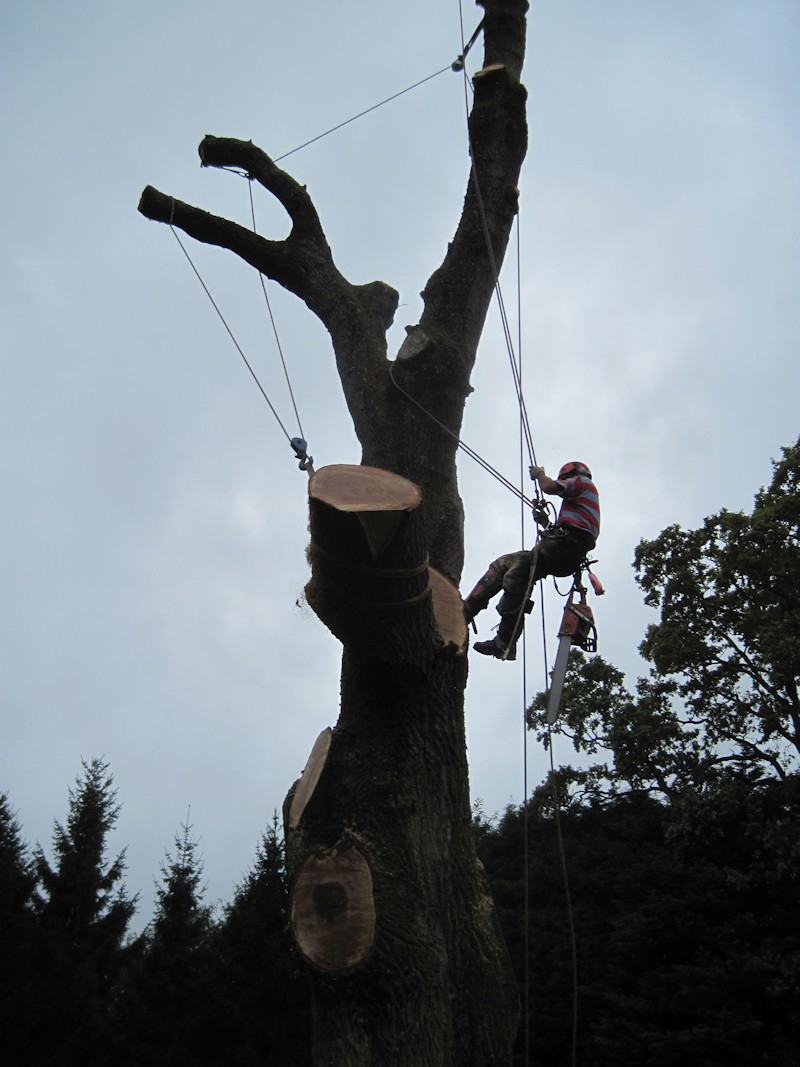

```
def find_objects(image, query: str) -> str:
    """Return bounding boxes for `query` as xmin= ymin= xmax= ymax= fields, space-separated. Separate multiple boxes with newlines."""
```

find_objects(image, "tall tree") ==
xmin=477 ymin=779 xmax=800 ymax=1066
xmin=113 ymin=822 xmax=216 ymax=1066
xmin=213 ymin=816 xmax=311 ymax=1066
xmin=138 ymin=2 xmax=528 ymax=1063
xmin=635 ymin=437 xmax=800 ymax=777
xmin=33 ymin=757 xmax=136 ymax=1065
xmin=0 ymin=793 xmax=38 ymax=1063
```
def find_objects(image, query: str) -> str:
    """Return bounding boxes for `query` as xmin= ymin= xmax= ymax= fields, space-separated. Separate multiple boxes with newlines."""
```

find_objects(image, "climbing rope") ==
xmin=388 ymin=363 xmax=534 ymax=508
xmin=547 ymin=728 xmax=579 ymax=1067
xmin=454 ymin=7 xmax=580 ymax=1057
xmin=454 ymin=8 xmax=538 ymax=476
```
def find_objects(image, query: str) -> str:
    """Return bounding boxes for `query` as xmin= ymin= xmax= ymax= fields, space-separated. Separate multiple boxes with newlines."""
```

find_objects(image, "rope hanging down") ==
xmin=454 ymin=6 xmax=579 ymax=1060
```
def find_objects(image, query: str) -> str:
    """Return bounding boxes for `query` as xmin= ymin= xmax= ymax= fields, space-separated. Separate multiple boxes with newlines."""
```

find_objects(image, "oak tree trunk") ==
xmin=139 ymin=3 xmax=529 ymax=1062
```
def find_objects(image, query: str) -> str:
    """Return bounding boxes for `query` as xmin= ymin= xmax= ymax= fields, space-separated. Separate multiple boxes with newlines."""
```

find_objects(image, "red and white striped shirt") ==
xmin=555 ymin=475 xmax=600 ymax=543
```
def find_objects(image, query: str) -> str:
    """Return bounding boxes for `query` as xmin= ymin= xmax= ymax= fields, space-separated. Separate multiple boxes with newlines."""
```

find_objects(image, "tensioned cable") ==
xmin=273 ymin=66 xmax=453 ymax=163
xmin=168 ymin=222 xmax=293 ymax=444
xmin=388 ymin=363 xmax=533 ymax=508
xmin=247 ymin=180 xmax=306 ymax=440
xmin=385 ymin=16 xmax=540 ymax=511
xmin=270 ymin=25 xmax=485 ymax=163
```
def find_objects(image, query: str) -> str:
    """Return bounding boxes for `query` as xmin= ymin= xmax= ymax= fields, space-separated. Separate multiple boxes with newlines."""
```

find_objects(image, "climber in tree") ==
xmin=464 ymin=462 xmax=601 ymax=660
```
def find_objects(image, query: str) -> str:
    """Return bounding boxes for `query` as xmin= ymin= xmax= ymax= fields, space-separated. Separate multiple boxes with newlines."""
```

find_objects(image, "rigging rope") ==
xmin=388 ymin=363 xmax=533 ymax=508
xmin=454 ymin=31 xmax=538 ymax=475
xmin=274 ymin=67 xmax=452 ymax=164
xmin=247 ymin=180 xmax=306 ymax=440
xmin=514 ymin=218 xmax=533 ymax=1067
xmin=270 ymin=19 xmax=484 ymax=163
xmin=168 ymin=223 xmax=293 ymax=445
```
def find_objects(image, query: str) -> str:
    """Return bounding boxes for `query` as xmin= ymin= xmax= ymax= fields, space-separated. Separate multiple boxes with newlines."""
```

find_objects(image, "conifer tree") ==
xmin=0 ymin=793 xmax=38 ymax=1062
xmin=33 ymin=757 xmax=136 ymax=1065
xmin=213 ymin=815 xmax=311 ymax=1065
xmin=114 ymin=821 xmax=216 ymax=1066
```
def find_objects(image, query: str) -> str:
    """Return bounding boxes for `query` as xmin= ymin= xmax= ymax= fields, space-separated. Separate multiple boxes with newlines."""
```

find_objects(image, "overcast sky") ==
xmin=2 ymin=1 xmax=798 ymax=926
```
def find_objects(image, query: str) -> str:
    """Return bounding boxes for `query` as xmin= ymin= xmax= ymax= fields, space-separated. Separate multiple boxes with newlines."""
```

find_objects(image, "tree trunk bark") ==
xmin=301 ymin=651 xmax=517 ymax=1066
xmin=138 ymin=2 xmax=529 ymax=1061
xmin=284 ymin=463 xmax=517 ymax=1065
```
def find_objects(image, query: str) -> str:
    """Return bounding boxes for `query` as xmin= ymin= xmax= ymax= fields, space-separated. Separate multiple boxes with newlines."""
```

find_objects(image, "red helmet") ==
xmin=558 ymin=461 xmax=592 ymax=480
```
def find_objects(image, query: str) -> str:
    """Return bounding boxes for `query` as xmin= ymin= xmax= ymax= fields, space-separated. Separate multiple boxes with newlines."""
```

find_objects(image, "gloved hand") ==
xmin=531 ymin=499 xmax=552 ymax=528
xmin=529 ymin=464 xmax=545 ymax=480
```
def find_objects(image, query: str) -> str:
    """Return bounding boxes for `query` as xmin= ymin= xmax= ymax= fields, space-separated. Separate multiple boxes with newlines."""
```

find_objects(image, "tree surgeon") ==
xmin=465 ymin=461 xmax=600 ymax=660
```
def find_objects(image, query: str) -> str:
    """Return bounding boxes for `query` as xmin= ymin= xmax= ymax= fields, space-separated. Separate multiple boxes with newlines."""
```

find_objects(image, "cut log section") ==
xmin=306 ymin=464 xmax=441 ymax=667
xmin=291 ymin=842 xmax=376 ymax=973
xmin=310 ymin=464 xmax=421 ymax=558
xmin=287 ymin=727 xmax=333 ymax=830
xmin=430 ymin=567 xmax=468 ymax=653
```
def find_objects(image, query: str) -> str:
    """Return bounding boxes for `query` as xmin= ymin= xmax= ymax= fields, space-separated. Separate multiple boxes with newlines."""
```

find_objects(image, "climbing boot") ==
xmin=473 ymin=635 xmax=516 ymax=661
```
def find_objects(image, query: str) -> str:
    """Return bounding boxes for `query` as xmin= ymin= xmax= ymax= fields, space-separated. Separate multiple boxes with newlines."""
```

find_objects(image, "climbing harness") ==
xmin=531 ymin=497 xmax=555 ymax=529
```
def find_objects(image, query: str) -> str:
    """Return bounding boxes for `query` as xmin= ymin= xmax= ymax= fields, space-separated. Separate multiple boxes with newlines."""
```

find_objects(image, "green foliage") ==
xmin=112 ymin=821 xmax=217 ymax=1066
xmin=635 ymin=438 xmax=800 ymax=777
xmin=152 ymin=821 xmax=214 ymax=952
xmin=34 ymin=757 xmax=136 ymax=935
xmin=476 ymin=775 xmax=800 ymax=1065
xmin=212 ymin=815 xmax=311 ymax=1066
xmin=32 ymin=757 xmax=137 ymax=1065
xmin=1 ymin=764 xmax=314 ymax=1065
xmin=0 ymin=793 xmax=38 ymax=1061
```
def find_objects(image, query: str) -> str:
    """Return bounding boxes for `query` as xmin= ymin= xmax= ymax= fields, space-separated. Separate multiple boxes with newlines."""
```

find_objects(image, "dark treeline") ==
xmin=0 ymin=762 xmax=312 ymax=1067
xmin=3 ymin=440 xmax=798 ymax=1064
xmin=477 ymin=775 xmax=800 ymax=1066
xmin=3 ymin=760 xmax=797 ymax=1065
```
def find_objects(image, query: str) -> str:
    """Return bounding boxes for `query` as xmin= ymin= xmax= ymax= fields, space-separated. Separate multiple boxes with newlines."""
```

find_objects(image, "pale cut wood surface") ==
xmin=287 ymin=728 xmax=333 ymax=830
xmin=430 ymin=567 xmax=468 ymax=654
xmin=310 ymin=464 xmax=421 ymax=513
xmin=291 ymin=844 xmax=376 ymax=973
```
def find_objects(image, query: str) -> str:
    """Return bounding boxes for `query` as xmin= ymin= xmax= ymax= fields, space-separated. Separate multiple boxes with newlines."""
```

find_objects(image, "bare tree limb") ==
xmin=198 ymin=135 xmax=329 ymax=243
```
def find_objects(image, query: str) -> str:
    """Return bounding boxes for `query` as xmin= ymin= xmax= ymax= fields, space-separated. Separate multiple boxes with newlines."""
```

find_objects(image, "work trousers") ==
xmin=469 ymin=526 xmax=596 ymax=617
